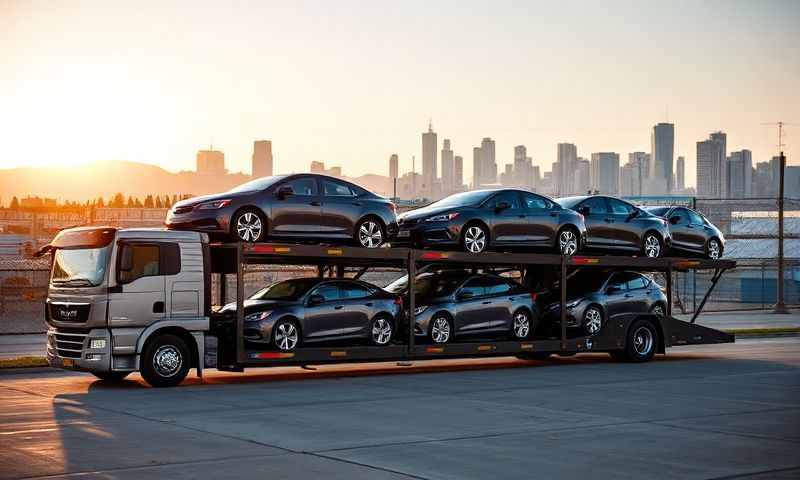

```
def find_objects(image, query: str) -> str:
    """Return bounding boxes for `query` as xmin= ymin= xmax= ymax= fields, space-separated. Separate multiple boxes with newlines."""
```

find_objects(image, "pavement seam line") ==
xmin=647 ymin=419 xmax=800 ymax=445
xmin=303 ymin=451 xmax=432 ymax=480
xmin=703 ymin=465 xmax=800 ymax=480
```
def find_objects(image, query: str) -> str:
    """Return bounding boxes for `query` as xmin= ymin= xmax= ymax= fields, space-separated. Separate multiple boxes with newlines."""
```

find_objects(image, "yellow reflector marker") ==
xmin=275 ymin=247 xmax=291 ymax=253
xmin=426 ymin=347 xmax=444 ymax=353
xmin=330 ymin=351 xmax=347 ymax=357
xmin=327 ymin=249 xmax=343 ymax=255
xmin=520 ymin=343 xmax=533 ymax=350
xmin=478 ymin=345 xmax=495 ymax=352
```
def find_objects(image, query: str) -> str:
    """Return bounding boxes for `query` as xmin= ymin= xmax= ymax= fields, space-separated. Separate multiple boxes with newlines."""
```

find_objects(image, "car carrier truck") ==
xmin=40 ymin=226 xmax=736 ymax=387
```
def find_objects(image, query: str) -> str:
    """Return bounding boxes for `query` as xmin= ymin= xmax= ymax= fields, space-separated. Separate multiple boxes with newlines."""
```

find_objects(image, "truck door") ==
xmin=108 ymin=242 xmax=168 ymax=327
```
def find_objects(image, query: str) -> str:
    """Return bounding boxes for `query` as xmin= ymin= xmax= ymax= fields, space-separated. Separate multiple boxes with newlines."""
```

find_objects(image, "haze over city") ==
xmin=2 ymin=0 xmax=799 ymax=195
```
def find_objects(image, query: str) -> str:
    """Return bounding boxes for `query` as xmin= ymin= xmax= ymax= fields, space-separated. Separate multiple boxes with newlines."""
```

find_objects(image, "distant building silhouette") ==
xmin=310 ymin=161 xmax=342 ymax=177
xmin=556 ymin=143 xmax=577 ymax=196
xmin=676 ymin=156 xmax=685 ymax=192
xmin=196 ymin=149 xmax=226 ymax=175
xmin=574 ymin=157 xmax=591 ymax=195
xmin=650 ymin=123 xmax=674 ymax=193
xmin=389 ymin=154 xmax=399 ymax=180
xmin=421 ymin=122 xmax=438 ymax=197
xmin=454 ymin=155 xmax=464 ymax=191
xmin=728 ymin=149 xmax=752 ymax=198
xmin=252 ymin=140 xmax=273 ymax=178
xmin=591 ymin=152 xmax=620 ymax=195
xmin=441 ymin=139 xmax=454 ymax=193
xmin=697 ymin=131 xmax=727 ymax=198
xmin=473 ymin=137 xmax=496 ymax=188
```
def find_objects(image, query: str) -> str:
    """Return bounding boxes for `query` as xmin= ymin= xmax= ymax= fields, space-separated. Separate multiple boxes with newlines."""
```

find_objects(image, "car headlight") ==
xmin=245 ymin=311 xmax=271 ymax=322
xmin=425 ymin=212 xmax=460 ymax=222
xmin=414 ymin=305 xmax=428 ymax=315
xmin=565 ymin=300 xmax=581 ymax=309
xmin=196 ymin=199 xmax=232 ymax=210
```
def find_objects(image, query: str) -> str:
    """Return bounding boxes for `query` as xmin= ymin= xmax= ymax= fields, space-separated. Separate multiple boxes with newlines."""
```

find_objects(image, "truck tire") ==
xmin=91 ymin=371 xmax=131 ymax=382
xmin=612 ymin=319 xmax=659 ymax=363
xmin=140 ymin=334 xmax=190 ymax=387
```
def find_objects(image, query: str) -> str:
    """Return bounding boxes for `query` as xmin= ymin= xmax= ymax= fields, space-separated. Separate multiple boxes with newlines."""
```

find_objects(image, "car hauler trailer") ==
xmin=42 ymin=227 xmax=736 ymax=387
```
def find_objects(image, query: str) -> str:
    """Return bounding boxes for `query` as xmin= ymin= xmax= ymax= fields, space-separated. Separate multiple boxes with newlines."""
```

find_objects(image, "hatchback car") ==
xmin=393 ymin=189 xmax=587 ymax=255
xmin=166 ymin=174 xmax=397 ymax=248
xmin=542 ymin=270 xmax=667 ymax=336
xmin=387 ymin=271 xmax=538 ymax=344
xmin=556 ymin=195 xmax=671 ymax=257
xmin=644 ymin=206 xmax=725 ymax=259
xmin=218 ymin=278 xmax=403 ymax=351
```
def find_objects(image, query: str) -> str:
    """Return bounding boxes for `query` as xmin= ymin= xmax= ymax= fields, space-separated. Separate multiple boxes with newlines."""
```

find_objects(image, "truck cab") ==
xmin=44 ymin=226 xmax=210 ymax=386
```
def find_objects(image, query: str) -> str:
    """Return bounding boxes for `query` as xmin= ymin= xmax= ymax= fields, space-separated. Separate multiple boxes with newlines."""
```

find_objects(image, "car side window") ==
xmin=521 ymin=192 xmax=550 ymax=210
xmin=311 ymin=284 xmax=340 ymax=302
xmin=609 ymin=198 xmax=634 ymax=215
xmin=581 ymin=197 xmax=608 ymax=215
xmin=482 ymin=276 xmax=512 ymax=295
xmin=627 ymin=275 xmax=648 ymax=290
xmin=323 ymin=180 xmax=354 ymax=197
xmin=606 ymin=273 xmax=628 ymax=292
xmin=340 ymin=283 xmax=371 ymax=299
xmin=669 ymin=208 xmax=688 ymax=225
xmin=283 ymin=178 xmax=317 ymax=196
xmin=687 ymin=210 xmax=704 ymax=225
xmin=458 ymin=277 xmax=485 ymax=298
xmin=487 ymin=191 xmax=520 ymax=209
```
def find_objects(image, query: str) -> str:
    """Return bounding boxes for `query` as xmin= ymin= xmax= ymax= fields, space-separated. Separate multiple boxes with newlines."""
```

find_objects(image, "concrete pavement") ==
xmin=0 ymin=337 xmax=798 ymax=479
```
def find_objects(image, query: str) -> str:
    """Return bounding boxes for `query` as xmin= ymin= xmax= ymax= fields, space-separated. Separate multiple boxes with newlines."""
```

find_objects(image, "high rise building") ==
xmin=624 ymin=152 xmax=650 ymax=196
xmin=454 ymin=155 xmax=464 ymax=190
xmin=531 ymin=164 xmax=541 ymax=190
xmin=480 ymin=137 xmax=497 ymax=186
xmin=441 ymin=139 xmax=454 ymax=193
xmin=196 ymin=149 xmax=226 ymax=175
xmin=421 ymin=122 xmax=437 ymax=196
xmin=676 ymin=156 xmax=685 ymax=192
xmin=696 ymin=132 xmax=727 ymax=198
xmin=252 ymin=140 xmax=273 ymax=178
xmin=500 ymin=164 xmax=514 ymax=186
xmin=650 ymin=123 xmax=675 ymax=193
xmin=574 ymin=158 xmax=591 ymax=195
xmin=590 ymin=152 xmax=620 ymax=195
xmin=728 ymin=149 xmax=752 ymax=198
xmin=389 ymin=154 xmax=399 ymax=180
xmin=753 ymin=161 xmax=774 ymax=197
xmin=472 ymin=146 xmax=482 ymax=188
xmin=556 ymin=143 xmax=577 ymax=196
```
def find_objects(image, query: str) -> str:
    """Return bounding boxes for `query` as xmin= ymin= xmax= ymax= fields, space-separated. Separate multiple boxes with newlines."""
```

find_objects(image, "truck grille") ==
xmin=48 ymin=302 xmax=91 ymax=323
xmin=49 ymin=330 xmax=88 ymax=359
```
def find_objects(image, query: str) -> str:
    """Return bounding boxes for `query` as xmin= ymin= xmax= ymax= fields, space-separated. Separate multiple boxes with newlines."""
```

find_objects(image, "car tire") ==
xmin=461 ymin=223 xmax=488 ymax=254
xmin=583 ymin=305 xmax=604 ymax=336
xmin=650 ymin=303 xmax=666 ymax=318
xmin=642 ymin=232 xmax=663 ymax=258
xmin=272 ymin=318 xmax=301 ymax=352
xmin=370 ymin=315 xmax=394 ymax=346
xmin=140 ymin=334 xmax=190 ymax=388
xmin=232 ymin=208 xmax=266 ymax=243
xmin=91 ymin=371 xmax=131 ymax=382
xmin=706 ymin=238 xmax=722 ymax=260
xmin=617 ymin=319 xmax=659 ymax=363
xmin=511 ymin=309 xmax=533 ymax=339
xmin=429 ymin=314 xmax=453 ymax=344
xmin=556 ymin=227 xmax=580 ymax=256
xmin=355 ymin=218 xmax=385 ymax=248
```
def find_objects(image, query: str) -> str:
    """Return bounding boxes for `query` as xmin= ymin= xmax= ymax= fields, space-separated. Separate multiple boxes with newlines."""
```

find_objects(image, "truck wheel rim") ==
xmin=708 ymin=240 xmax=720 ymax=259
xmin=464 ymin=227 xmax=486 ymax=253
xmin=585 ymin=308 xmax=602 ymax=335
xmin=644 ymin=235 xmax=660 ymax=257
xmin=237 ymin=213 xmax=262 ymax=242
xmin=153 ymin=345 xmax=182 ymax=378
xmin=372 ymin=318 xmax=392 ymax=345
xmin=275 ymin=323 xmax=298 ymax=351
xmin=513 ymin=312 xmax=530 ymax=338
xmin=559 ymin=230 xmax=577 ymax=255
xmin=359 ymin=221 xmax=382 ymax=248
xmin=633 ymin=326 xmax=654 ymax=355
xmin=431 ymin=317 xmax=450 ymax=343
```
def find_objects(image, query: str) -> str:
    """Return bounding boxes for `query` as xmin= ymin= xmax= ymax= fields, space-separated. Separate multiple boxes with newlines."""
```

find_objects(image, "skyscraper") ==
xmin=696 ymin=132 xmax=727 ymax=198
xmin=252 ymin=140 xmax=273 ymax=178
xmin=441 ymin=139 xmax=454 ymax=193
xmin=389 ymin=154 xmax=399 ymax=180
xmin=574 ymin=158 xmax=591 ymax=195
xmin=197 ymin=149 xmax=226 ymax=175
xmin=728 ymin=149 xmax=752 ymax=198
xmin=591 ymin=152 xmax=620 ymax=195
xmin=472 ymin=146 xmax=482 ymax=188
xmin=513 ymin=145 xmax=533 ymax=188
xmin=626 ymin=152 xmax=650 ymax=196
xmin=556 ymin=143 xmax=577 ymax=196
xmin=710 ymin=131 xmax=727 ymax=197
xmin=454 ymin=155 xmax=463 ymax=190
xmin=676 ymin=156 xmax=685 ymax=192
xmin=480 ymin=137 xmax=497 ymax=186
xmin=650 ymin=123 xmax=674 ymax=193
xmin=421 ymin=122 xmax=437 ymax=196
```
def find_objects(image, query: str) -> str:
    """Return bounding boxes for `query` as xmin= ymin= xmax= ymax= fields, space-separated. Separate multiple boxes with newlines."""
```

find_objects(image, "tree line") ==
xmin=2 ymin=194 xmax=191 ymax=212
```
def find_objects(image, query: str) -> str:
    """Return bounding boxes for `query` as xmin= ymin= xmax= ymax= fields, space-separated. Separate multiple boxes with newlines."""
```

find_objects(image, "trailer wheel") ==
xmin=91 ymin=371 xmax=131 ymax=382
xmin=429 ymin=314 xmax=453 ymax=344
xmin=583 ymin=305 xmax=604 ymax=336
xmin=140 ymin=334 xmax=190 ymax=387
xmin=614 ymin=319 xmax=659 ymax=363
xmin=272 ymin=318 xmax=301 ymax=351
xmin=370 ymin=315 xmax=394 ymax=346
xmin=511 ymin=309 xmax=532 ymax=339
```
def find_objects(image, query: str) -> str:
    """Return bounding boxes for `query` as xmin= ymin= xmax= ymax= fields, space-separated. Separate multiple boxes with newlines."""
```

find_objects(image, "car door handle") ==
xmin=482 ymin=301 xmax=492 ymax=305
xmin=365 ymin=302 xmax=373 ymax=307
xmin=334 ymin=305 xmax=344 ymax=310
xmin=310 ymin=201 xmax=321 ymax=206
xmin=624 ymin=294 xmax=633 ymax=298
xmin=508 ymin=297 xmax=515 ymax=301
xmin=604 ymin=218 xmax=614 ymax=223
xmin=352 ymin=202 xmax=362 ymax=206
xmin=550 ymin=212 xmax=558 ymax=217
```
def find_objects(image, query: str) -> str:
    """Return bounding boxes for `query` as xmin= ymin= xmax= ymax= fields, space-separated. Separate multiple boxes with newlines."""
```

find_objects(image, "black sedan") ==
xmin=644 ymin=206 xmax=725 ymax=259
xmin=393 ymin=189 xmax=587 ymax=254
xmin=218 ymin=278 xmax=403 ymax=351
xmin=386 ymin=271 xmax=538 ymax=344
xmin=542 ymin=270 xmax=667 ymax=336
xmin=166 ymin=174 xmax=398 ymax=248
xmin=556 ymin=195 xmax=672 ymax=258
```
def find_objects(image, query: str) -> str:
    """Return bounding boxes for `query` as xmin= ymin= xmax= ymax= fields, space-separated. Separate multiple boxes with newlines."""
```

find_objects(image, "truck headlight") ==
xmin=245 ymin=311 xmax=271 ymax=322
xmin=89 ymin=339 xmax=107 ymax=349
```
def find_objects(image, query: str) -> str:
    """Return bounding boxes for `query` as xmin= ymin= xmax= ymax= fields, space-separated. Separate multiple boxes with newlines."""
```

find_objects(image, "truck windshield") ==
xmin=51 ymin=245 xmax=111 ymax=287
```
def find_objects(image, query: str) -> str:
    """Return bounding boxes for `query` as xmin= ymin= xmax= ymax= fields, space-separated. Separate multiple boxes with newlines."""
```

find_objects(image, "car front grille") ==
xmin=398 ymin=218 xmax=419 ymax=227
xmin=173 ymin=205 xmax=194 ymax=215
xmin=49 ymin=329 xmax=88 ymax=359
xmin=48 ymin=302 xmax=91 ymax=323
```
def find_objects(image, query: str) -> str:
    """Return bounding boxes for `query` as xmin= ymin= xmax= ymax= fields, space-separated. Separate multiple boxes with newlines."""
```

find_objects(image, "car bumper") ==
xmin=165 ymin=210 xmax=231 ymax=235
xmin=390 ymin=223 xmax=462 ymax=248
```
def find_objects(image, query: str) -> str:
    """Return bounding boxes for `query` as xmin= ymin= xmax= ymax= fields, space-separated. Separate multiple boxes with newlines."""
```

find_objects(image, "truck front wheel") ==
xmin=140 ymin=334 xmax=190 ymax=387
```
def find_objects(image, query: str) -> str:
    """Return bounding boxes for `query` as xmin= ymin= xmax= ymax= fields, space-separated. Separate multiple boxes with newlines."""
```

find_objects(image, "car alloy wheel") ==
xmin=632 ymin=325 xmax=654 ymax=356
xmin=431 ymin=316 xmax=451 ymax=344
xmin=643 ymin=234 xmax=661 ymax=258
xmin=273 ymin=321 xmax=299 ymax=351
xmin=152 ymin=344 xmax=183 ymax=378
xmin=358 ymin=220 xmax=383 ymax=248
xmin=559 ymin=229 xmax=578 ymax=255
xmin=584 ymin=307 xmax=603 ymax=335
xmin=236 ymin=212 xmax=263 ymax=242
xmin=463 ymin=225 xmax=487 ymax=253
xmin=513 ymin=311 xmax=531 ymax=339
xmin=371 ymin=317 xmax=393 ymax=345
xmin=708 ymin=239 xmax=721 ymax=260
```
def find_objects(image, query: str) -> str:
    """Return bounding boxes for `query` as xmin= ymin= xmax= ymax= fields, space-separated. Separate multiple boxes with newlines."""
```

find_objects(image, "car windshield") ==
xmin=644 ymin=206 xmax=671 ymax=217
xmin=249 ymin=278 xmax=321 ymax=301
xmin=564 ymin=270 xmax=609 ymax=296
xmin=429 ymin=190 xmax=496 ymax=208
xmin=555 ymin=196 xmax=586 ymax=209
xmin=228 ymin=175 xmax=287 ymax=193
xmin=50 ymin=245 xmax=111 ymax=287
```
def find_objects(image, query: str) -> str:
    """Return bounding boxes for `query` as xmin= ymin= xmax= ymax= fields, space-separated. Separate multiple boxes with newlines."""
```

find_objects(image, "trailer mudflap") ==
xmin=663 ymin=316 xmax=734 ymax=347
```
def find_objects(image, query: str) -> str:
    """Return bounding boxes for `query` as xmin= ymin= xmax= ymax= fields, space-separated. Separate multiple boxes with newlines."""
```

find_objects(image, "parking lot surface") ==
xmin=1 ymin=337 xmax=799 ymax=479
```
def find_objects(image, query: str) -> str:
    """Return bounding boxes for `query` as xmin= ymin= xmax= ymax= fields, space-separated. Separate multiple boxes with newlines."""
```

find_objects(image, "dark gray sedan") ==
xmin=543 ymin=270 xmax=667 ymax=336
xmin=219 ymin=278 xmax=403 ymax=351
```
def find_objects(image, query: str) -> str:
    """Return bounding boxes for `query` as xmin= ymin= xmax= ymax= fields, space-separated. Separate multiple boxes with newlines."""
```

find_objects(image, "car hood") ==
xmin=172 ymin=191 xmax=248 ymax=209
xmin=218 ymin=299 xmax=298 ymax=315
xmin=399 ymin=205 xmax=462 ymax=222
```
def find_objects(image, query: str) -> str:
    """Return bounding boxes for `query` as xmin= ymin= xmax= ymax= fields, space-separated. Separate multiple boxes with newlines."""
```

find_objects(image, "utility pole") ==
xmin=766 ymin=121 xmax=790 ymax=313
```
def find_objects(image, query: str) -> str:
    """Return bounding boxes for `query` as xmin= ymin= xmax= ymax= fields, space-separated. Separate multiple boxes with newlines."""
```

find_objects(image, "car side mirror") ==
xmin=495 ymin=201 xmax=511 ymax=211
xmin=276 ymin=185 xmax=294 ymax=199
xmin=457 ymin=290 xmax=474 ymax=301
xmin=307 ymin=294 xmax=325 ymax=306
xmin=578 ymin=206 xmax=590 ymax=216
xmin=606 ymin=285 xmax=622 ymax=294
xmin=119 ymin=244 xmax=133 ymax=273
xmin=669 ymin=216 xmax=681 ymax=225
xmin=628 ymin=209 xmax=640 ymax=220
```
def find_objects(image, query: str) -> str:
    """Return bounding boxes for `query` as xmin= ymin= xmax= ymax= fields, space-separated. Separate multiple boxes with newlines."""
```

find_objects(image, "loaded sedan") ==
xmin=388 ymin=271 xmax=538 ymax=344
xmin=556 ymin=195 xmax=672 ymax=257
xmin=393 ymin=189 xmax=587 ymax=254
xmin=166 ymin=174 xmax=397 ymax=248
xmin=542 ymin=270 xmax=667 ymax=336
xmin=644 ymin=206 xmax=725 ymax=259
xmin=218 ymin=278 xmax=403 ymax=351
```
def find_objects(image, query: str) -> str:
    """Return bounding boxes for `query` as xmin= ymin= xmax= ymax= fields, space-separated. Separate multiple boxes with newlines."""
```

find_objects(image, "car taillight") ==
xmin=394 ymin=296 xmax=403 ymax=307
xmin=530 ymin=292 xmax=538 ymax=302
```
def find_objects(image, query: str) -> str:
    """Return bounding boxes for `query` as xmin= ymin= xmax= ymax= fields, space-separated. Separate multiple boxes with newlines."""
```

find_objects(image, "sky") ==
xmin=1 ymin=0 xmax=799 ymax=188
